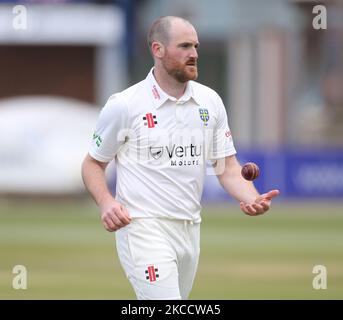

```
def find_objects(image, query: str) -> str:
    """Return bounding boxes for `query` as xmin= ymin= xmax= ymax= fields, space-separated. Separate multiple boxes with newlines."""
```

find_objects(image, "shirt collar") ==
xmin=146 ymin=67 xmax=201 ymax=109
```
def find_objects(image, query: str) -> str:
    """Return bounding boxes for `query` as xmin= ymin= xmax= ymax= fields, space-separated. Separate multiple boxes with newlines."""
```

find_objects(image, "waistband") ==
xmin=131 ymin=217 xmax=200 ymax=225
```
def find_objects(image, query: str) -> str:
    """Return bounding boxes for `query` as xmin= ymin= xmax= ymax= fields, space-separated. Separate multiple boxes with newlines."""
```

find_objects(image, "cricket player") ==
xmin=81 ymin=16 xmax=279 ymax=300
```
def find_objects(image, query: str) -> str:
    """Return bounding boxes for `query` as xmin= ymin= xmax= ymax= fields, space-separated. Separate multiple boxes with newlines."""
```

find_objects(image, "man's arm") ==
xmin=81 ymin=154 xmax=131 ymax=231
xmin=215 ymin=155 xmax=279 ymax=216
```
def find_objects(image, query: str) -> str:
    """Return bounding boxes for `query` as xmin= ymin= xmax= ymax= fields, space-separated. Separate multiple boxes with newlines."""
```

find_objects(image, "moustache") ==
xmin=185 ymin=59 xmax=197 ymax=66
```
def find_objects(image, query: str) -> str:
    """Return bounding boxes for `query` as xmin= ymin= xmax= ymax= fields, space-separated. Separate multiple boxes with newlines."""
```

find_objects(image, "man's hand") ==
xmin=240 ymin=189 xmax=280 ymax=216
xmin=99 ymin=198 xmax=131 ymax=232
xmin=81 ymin=154 xmax=132 ymax=232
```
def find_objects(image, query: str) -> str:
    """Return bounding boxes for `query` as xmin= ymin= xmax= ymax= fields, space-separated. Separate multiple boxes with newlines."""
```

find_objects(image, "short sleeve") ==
xmin=89 ymin=95 xmax=129 ymax=162
xmin=208 ymin=94 xmax=236 ymax=160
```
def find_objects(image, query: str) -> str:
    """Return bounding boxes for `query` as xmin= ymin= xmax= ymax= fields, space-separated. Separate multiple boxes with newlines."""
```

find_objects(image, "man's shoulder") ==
xmin=107 ymin=79 xmax=148 ymax=106
xmin=190 ymin=80 xmax=222 ymax=105
xmin=120 ymin=79 xmax=147 ymax=98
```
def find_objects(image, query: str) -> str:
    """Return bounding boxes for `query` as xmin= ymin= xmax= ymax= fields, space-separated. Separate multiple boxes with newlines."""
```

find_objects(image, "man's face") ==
xmin=161 ymin=22 xmax=199 ymax=83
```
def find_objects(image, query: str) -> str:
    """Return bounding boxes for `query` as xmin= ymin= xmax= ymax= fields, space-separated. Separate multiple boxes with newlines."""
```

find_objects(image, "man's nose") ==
xmin=190 ymin=46 xmax=198 ymax=59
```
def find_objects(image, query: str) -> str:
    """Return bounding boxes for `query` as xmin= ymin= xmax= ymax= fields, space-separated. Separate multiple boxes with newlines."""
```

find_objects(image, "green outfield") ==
xmin=0 ymin=199 xmax=342 ymax=299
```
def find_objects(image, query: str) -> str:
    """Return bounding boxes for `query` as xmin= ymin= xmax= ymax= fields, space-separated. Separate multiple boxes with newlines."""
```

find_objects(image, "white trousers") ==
xmin=115 ymin=218 xmax=200 ymax=300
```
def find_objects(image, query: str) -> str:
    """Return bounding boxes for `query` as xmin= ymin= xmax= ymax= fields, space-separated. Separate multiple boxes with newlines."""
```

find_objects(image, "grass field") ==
xmin=0 ymin=198 xmax=342 ymax=299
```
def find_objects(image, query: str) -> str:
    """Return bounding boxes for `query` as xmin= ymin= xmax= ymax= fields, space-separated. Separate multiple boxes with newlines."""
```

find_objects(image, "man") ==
xmin=81 ymin=16 xmax=279 ymax=300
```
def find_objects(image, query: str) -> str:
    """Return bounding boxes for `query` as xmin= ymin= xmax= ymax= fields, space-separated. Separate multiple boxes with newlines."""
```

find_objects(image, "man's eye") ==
xmin=180 ymin=43 xmax=198 ymax=49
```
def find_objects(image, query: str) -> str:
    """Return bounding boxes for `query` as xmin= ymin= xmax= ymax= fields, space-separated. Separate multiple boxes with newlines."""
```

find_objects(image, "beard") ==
xmin=162 ymin=55 xmax=198 ymax=83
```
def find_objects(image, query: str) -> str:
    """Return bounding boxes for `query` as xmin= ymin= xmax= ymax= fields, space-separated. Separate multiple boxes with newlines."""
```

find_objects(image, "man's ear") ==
xmin=151 ymin=41 xmax=164 ymax=58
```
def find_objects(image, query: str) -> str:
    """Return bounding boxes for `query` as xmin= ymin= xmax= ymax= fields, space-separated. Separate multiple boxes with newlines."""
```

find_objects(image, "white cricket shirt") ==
xmin=89 ymin=68 xmax=236 ymax=222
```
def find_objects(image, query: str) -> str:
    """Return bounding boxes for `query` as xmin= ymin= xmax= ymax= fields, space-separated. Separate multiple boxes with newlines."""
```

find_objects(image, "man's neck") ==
xmin=153 ymin=67 xmax=187 ymax=100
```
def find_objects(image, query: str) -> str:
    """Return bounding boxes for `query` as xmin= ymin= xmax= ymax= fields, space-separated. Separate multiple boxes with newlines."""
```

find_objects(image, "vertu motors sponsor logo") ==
xmin=149 ymin=143 xmax=202 ymax=167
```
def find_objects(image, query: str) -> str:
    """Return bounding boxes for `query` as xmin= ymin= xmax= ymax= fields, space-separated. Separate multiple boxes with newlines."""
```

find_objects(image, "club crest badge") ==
xmin=199 ymin=108 xmax=209 ymax=126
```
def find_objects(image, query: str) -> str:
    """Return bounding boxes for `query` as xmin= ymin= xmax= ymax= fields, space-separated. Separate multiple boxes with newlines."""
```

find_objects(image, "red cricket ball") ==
xmin=241 ymin=162 xmax=260 ymax=181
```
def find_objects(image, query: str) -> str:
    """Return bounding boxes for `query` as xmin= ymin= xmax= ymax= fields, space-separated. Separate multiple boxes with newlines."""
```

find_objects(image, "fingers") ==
xmin=264 ymin=189 xmax=280 ymax=200
xmin=255 ymin=189 xmax=280 ymax=205
xmin=102 ymin=215 xmax=119 ymax=232
xmin=119 ymin=205 xmax=132 ymax=224
xmin=259 ymin=201 xmax=269 ymax=211
xmin=101 ymin=203 xmax=131 ymax=232
xmin=240 ymin=202 xmax=258 ymax=216
xmin=240 ymin=201 xmax=269 ymax=216
xmin=252 ymin=202 xmax=269 ymax=214
xmin=241 ymin=188 xmax=279 ymax=216
xmin=240 ymin=202 xmax=253 ymax=215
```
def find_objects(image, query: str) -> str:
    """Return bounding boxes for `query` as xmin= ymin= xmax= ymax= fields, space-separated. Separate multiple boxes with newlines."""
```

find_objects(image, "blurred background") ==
xmin=0 ymin=0 xmax=342 ymax=299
